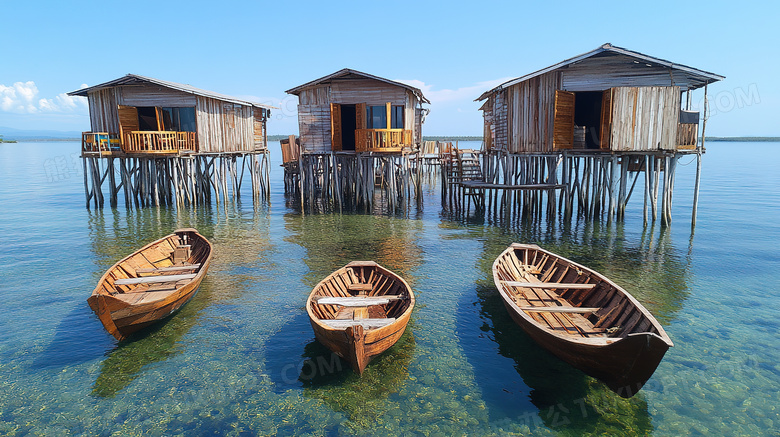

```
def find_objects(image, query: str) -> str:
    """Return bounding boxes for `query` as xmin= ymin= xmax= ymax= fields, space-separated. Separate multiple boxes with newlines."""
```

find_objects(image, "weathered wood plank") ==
xmin=114 ymin=273 xmax=196 ymax=285
xmin=519 ymin=306 xmax=600 ymax=313
xmin=319 ymin=318 xmax=397 ymax=329
xmin=315 ymin=296 xmax=403 ymax=307
xmin=502 ymin=281 xmax=596 ymax=290
xmin=136 ymin=263 xmax=201 ymax=273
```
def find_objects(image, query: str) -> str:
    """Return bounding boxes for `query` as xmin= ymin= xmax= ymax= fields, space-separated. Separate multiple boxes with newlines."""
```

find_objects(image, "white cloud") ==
xmin=0 ymin=81 xmax=88 ymax=114
xmin=393 ymin=77 xmax=513 ymax=104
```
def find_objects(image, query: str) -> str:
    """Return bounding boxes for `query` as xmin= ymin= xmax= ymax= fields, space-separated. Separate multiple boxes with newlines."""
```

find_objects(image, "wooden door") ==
xmin=599 ymin=89 xmax=613 ymax=150
xmin=117 ymin=105 xmax=139 ymax=147
xmin=155 ymin=107 xmax=165 ymax=131
xmin=330 ymin=103 xmax=342 ymax=151
xmin=355 ymin=103 xmax=366 ymax=150
xmin=356 ymin=103 xmax=366 ymax=129
xmin=553 ymin=90 xmax=575 ymax=150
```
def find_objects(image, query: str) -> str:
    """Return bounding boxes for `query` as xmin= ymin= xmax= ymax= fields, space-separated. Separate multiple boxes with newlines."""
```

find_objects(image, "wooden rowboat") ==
xmin=492 ymin=244 xmax=673 ymax=398
xmin=88 ymin=228 xmax=212 ymax=341
xmin=306 ymin=261 xmax=415 ymax=374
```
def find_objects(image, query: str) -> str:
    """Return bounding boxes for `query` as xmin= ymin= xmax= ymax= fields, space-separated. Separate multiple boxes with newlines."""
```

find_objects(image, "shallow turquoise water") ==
xmin=0 ymin=141 xmax=778 ymax=436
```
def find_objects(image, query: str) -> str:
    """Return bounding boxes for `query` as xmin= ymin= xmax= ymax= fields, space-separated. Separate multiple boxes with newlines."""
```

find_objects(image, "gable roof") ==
xmin=68 ymin=74 xmax=276 ymax=109
xmin=286 ymin=68 xmax=430 ymax=104
xmin=476 ymin=43 xmax=724 ymax=101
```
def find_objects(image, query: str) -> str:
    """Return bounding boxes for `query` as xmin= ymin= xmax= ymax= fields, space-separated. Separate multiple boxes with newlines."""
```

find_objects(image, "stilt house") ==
xmin=68 ymin=74 xmax=273 ymax=155
xmin=476 ymin=44 xmax=724 ymax=153
xmin=285 ymin=69 xmax=430 ymax=154
xmin=67 ymin=74 xmax=274 ymax=208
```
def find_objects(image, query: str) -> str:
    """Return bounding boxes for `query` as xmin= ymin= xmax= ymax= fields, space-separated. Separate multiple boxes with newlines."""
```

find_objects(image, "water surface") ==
xmin=0 ymin=141 xmax=778 ymax=435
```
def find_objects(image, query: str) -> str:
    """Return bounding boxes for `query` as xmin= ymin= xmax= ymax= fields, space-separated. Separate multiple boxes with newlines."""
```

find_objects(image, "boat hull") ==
xmin=309 ymin=306 xmax=412 ymax=373
xmin=499 ymin=295 xmax=670 ymax=397
xmin=493 ymin=244 xmax=672 ymax=398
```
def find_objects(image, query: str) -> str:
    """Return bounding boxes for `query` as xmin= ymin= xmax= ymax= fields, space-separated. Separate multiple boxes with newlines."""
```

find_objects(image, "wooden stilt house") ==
xmin=457 ymin=44 xmax=724 ymax=226
xmin=283 ymin=69 xmax=430 ymax=212
xmin=68 ymin=74 xmax=275 ymax=208
xmin=476 ymin=43 xmax=723 ymax=153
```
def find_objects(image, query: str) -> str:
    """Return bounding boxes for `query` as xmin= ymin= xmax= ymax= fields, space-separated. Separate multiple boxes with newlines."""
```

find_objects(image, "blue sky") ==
xmin=1 ymin=0 xmax=776 ymax=136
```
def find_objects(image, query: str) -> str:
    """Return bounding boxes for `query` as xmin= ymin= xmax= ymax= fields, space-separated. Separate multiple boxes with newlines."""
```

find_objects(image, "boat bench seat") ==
xmin=501 ymin=281 xmax=596 ymax=290
xmin=518 ymin=306 xmax=599 ymax=313
xmin=114 ymin=273 xmax=196 ymax=285
xmin=315 ymin=295 xmax=404 ymax=307
xmin=319 ymin=318 xmax=397 ymax=330
xmin=135 ymin=263 xmax=201 ymax=274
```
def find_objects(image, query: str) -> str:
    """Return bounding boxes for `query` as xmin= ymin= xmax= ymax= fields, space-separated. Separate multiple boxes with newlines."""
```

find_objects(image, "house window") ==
xmin=159 ymin=107 xmax=197 ymax=132
xmin=366 ymin=104 xmax=405 ymax=129
xmin=367 ymin=105 xmax=387 ymax=129
xmin=391 ymin=105 xmax=404 ymax=129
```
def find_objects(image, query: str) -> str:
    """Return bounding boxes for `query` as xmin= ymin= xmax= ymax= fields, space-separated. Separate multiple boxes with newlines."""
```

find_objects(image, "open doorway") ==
xmin=340 ymin=104 xmax=356 ymax=151
xmin=573 ymin=91 xmax=602 ymax=149
xmin=137 ymin=107 xmax=159 ymax=131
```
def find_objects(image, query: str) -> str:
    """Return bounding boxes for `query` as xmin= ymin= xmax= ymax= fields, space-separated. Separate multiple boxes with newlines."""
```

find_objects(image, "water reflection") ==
xmin=301 ymin=328 xmax=416 ymax=428
xmin=92 ymin=281 xmax=212 ymax=397
xmin=278 ymin=210 xmax=424 ymax=428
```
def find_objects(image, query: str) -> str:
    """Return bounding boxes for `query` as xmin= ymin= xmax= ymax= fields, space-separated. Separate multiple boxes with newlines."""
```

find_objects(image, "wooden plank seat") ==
xmin=519 ymin=306 xmax=600 ymax=313
xmin=114 ymin=273 xmax=196 ymax=285
xmin=347 ymin=283 xmax=373 ymax=292
xmin=135 ymin=263 xmax=201 ymax=274
xmin=502 ymin=280 xmax=596 ymax=290
xmin=315 ymin=296 xmax=405 ymax=307
xmin=319 ymin=318 xmax=397 ymax=330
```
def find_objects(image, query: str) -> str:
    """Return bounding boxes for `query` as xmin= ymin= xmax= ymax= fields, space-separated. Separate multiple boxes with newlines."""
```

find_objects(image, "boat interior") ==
xmin=310 ymin=262 xmax=412 ymax=330
xmin=100 ymin=231 xmax=208 ymax=304
xmin=495 ymin=246 xmax=659 ymax=340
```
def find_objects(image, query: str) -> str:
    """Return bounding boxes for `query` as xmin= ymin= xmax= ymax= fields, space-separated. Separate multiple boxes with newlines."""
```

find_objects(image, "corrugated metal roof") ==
xmin=285 ymin=68 xmax=431 ymax=104
xmin=475 ymin=43 xmax=725 ymax=101
xmin=67 ymin=74 xmax=277 ymax=109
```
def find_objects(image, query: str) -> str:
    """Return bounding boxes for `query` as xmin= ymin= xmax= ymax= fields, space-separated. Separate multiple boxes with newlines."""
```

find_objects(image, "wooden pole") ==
xmin=692 ymin=84 xmax=708 ymax=227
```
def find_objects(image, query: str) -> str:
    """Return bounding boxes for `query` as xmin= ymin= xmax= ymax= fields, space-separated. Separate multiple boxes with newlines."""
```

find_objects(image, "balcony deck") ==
xmin=355 ymin=129 xmax=412 ymax=153
xmin=80 ymin=131 xmax=198 ymax=156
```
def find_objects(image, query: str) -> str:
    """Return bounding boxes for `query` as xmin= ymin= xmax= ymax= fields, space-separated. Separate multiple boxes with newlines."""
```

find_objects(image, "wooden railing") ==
xmin=122 ymin=131 xmax=198 ymax=154
xmin=355 ymin=129 xmax=412 ymax=153
xmin=677 ymin=123 xmax=698 ymax=150
xmin=82 ymin=132 xmax=121 ymax=154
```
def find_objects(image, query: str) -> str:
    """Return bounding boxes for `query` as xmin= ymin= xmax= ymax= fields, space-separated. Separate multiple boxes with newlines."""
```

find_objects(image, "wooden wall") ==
xmin=298 ymin=104 xmax=332 ymax=153
xmin=196 ymin=96 xmax=258 ymax=153
xmin=88 ymin=89 xmax=120 ymax=133
xmin=608 ymin=86 xmax=680 ymax=152
xmin=483 ymin=71 xmax=560 ymax=153
xmin=507 ymin=71 xmax=561 ymax=153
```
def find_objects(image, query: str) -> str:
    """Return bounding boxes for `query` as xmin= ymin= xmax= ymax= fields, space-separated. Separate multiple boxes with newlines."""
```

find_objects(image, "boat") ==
xmin=88 ymin=228 xmax=212 ymax=341
xmin=306 ymin=261 xmax=415 ymax=374
xmin=492 ymin=243 xmax=673 ymax=398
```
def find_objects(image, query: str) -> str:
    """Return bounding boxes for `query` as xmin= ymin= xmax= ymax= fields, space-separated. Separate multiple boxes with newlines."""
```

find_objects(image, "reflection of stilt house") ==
xmin=68 ymin=75 xmax=274 ymax=208
xmin=284 ymin=69 xmax=430 ymax=211
xmin=467 ymin=44 xmax=723 ymax=225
